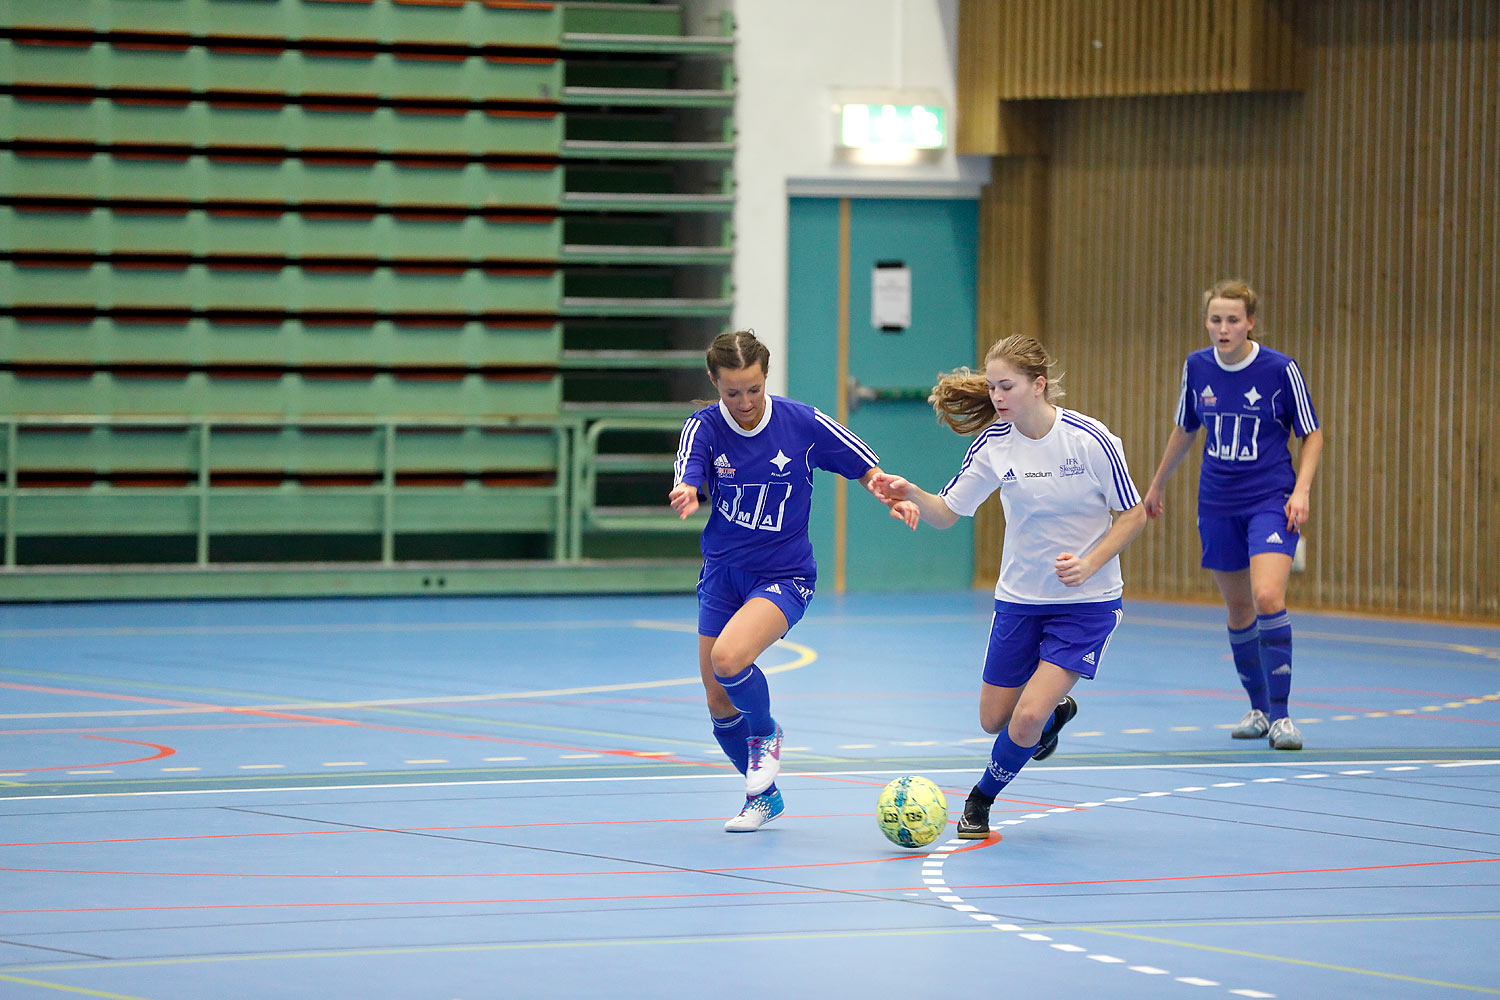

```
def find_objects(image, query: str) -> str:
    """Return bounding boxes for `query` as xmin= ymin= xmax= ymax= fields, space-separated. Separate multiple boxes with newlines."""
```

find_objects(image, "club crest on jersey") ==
xmin=1244 ymin=386 xmax=1263 ymax=407
xmin=714 ymin=453 xmax=735 ymax=478
xmin=769 ymin=449 xmax=792 ymax=474
xmin=1200 ymin=384 xmax=1218 ymax=406
xmin=1059 ymin=457 xmax=1086 ymax=477
xmin=1001 ymin=468 xmax=1017 ymax=485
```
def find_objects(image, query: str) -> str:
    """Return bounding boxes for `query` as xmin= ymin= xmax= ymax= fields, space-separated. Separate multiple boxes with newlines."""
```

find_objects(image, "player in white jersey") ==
xmin=1143 ymin=279 xmax=1324 ymax=750
xmin=670 ymin=330 xmax=916 ymax=832
xmin=872 ymin=335 xmax=1146 ymax=839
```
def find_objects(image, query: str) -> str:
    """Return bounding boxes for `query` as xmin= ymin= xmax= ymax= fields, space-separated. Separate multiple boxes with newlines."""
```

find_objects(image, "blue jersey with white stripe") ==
xmin=1174 ymin=342 xmax=1319 ymax=516
xmin=674 ymin=394 xmax=879 ymax=577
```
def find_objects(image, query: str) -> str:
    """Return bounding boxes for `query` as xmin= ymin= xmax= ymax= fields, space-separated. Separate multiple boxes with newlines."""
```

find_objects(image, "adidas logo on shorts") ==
xmin=764 ymin=584 xmax=782 ymax=595
xmin=1081 ymin=651 xmax=1096 ymax=665
xmin=1266 ymin=531 xmax=1284 ymax=544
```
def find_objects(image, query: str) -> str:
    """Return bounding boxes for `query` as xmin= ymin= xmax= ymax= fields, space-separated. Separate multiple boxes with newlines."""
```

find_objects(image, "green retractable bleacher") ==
xmin=1 ymin=0 xmax=733 ymax=598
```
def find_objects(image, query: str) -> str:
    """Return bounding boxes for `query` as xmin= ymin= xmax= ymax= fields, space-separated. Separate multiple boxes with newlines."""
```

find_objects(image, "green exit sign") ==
xmin=838 ymin=103 xmax=947 ymax=150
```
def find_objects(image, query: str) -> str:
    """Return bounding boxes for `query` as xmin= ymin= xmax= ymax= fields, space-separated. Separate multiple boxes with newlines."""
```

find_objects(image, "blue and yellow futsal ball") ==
xmin=876 ymin=775 xmax=949 ymax=848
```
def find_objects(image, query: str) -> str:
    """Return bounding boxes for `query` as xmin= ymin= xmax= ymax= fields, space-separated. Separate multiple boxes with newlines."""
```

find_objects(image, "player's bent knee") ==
xmin=709 ymin=643 xmax=752 ymax=679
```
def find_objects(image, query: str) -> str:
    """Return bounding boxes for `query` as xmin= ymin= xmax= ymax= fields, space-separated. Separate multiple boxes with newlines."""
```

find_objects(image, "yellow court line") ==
xmin=1081 ymin=924 xmax=1500 ymax=994
xmin=3 ymin=925 xmax=995 ymax=975
xmin=0 ymin=974 xmax=154 ymax=1000
xmin=0 ymin=627 xmax=816 ymax=720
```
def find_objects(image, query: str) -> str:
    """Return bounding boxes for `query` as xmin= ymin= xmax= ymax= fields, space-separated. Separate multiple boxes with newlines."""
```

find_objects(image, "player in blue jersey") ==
xmin=871 ymin=335 xmax=1146 ymax=840
xmin=670 ymin=330 xmax=916 ymax=832
xmin=1143 ymin=279 xmax=1324 ymax=750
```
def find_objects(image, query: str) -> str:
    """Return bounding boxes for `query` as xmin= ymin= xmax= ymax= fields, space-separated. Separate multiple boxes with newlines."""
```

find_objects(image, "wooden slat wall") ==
xmin=965 ymin=0 xmax=1301 ymax=103
xmin=1010 ymin=0 xmax=1498 ymax=619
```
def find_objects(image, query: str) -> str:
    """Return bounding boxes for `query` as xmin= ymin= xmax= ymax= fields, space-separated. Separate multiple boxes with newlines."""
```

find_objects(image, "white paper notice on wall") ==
xmin=872 ymin=261 xmax=910 ymax=332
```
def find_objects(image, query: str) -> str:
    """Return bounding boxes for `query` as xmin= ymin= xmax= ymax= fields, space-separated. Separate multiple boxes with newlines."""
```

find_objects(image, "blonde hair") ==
xmin=930 ymin=335 xmax=1063 ymax=435
xmin=1202 ymin=279 xmax=1259 ymax=321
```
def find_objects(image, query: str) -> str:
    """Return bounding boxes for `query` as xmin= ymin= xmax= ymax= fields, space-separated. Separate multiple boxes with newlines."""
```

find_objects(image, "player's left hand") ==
xmin=1284 ymin=489 xmax=1311 ymax=532
xmin=1054 ymin=551 xmax=1092 ymax=587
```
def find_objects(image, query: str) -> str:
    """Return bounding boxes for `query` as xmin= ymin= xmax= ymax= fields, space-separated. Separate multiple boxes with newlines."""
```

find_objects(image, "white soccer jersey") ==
xmin=940 ymin=409 xmax=1141 ymax=607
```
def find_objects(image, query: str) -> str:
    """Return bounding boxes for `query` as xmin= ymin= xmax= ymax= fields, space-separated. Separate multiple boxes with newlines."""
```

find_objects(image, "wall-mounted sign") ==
xmin=872 ymin=260 xmax=911 ymax=332
xmin=838 ymin=103 xmax=947 ymax=151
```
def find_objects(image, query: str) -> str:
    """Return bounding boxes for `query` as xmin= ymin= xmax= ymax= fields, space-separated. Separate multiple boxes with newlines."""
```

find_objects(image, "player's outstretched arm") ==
xmin=868 ymin=471 xmax=959 ymax=530
xmin=668 ymin=482 xmax=700 ymax=519
xmin=859 ymin=467 xmax=919 ymax=529
xmin=1143 ymin=426 xmax=1198 ymax=519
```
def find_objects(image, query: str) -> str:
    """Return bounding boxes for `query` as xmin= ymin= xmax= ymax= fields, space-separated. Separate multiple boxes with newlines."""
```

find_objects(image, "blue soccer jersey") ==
xmin=1174 ymin=342 xmax=1319 ymax=516
xmin=674 ymin=395 xmax=879 ymax=577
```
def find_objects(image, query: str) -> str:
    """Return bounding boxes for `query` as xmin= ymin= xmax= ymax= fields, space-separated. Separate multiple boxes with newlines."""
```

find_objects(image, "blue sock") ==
xmin=719 ymin=664 xmax=775 ymax=737
xmin=1229 ymin=621 xmax=1269 ymax=714
xmin=712 ymin=712 xmax=776 ymax=795
xmin=975 ymin=727 xmax=1036 ymax=799
xmin=1258 ymin=611 xmax=1293 ymax=722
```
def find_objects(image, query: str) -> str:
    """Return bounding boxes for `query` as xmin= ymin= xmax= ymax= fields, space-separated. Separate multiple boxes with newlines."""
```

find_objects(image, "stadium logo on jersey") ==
xmin=1081 ymin=650 xmax=1096 ymax=665
xmin=769 ymin=449 xmax=792 ymax=474
xmin=1200 ymin=384 xmax=1218 ymax=406
xmin=714 ymin=453 xmax=736 ymax=478
xmin=1001 ymin=468 xmax=1017 ymax=484
xmin=1244 ymin=386 xmax=1263 ymax=407
xmin=1024 ymin=470 xmax=1052 ymax=478
xmin=1266 ymin=531 xmax=1283 ymax=544
xmin=1059 ymin=458 xmax=1086 ymax=477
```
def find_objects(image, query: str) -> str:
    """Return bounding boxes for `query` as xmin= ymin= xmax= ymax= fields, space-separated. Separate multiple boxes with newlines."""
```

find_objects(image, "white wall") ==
xmin=730 ymin=0 xmax=989 ymax=393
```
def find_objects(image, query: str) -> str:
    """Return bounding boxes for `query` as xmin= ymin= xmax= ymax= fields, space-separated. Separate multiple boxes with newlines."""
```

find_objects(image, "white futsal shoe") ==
xmin=744 ymin=724 xmax=783 ymax=795
xmin=1268 ymin=717 xmax=1303 ymax=750
xmin=724 ymin=788 xmax=784 ymax=832
xmin=1230 ymin=708 xmax=1271 ymax=739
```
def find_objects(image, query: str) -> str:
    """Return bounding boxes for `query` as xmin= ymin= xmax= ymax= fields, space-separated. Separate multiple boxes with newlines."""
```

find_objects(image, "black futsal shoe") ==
xmin=1032 ymin=695 xmax=1079 ymax=761
xmin=956 ymin=788 xmax=994 ymax=840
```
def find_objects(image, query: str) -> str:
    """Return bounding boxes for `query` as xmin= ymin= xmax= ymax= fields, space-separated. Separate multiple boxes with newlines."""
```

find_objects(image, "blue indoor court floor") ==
xmin=1 ymin=591 xmax=1498 ymax=1000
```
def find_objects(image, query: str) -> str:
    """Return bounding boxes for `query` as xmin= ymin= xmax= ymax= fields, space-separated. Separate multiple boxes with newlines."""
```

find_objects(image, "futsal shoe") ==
xmin=1268 ymin=717 xmax=1303 ymax=750
xmin=724 ymin=788 xmax=784 ymax=832
xmin=1230 ymin=708 xmax=1271 ymax=739
xmin=955 ymin=788 xmax=993 ymax=840
xmin=745 ymin=724 xmax=783 ymax=795
xmin=1032 ymin=695 xmax=1079 ymax=761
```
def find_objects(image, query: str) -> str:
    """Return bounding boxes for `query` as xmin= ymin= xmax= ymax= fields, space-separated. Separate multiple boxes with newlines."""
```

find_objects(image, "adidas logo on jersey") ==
xmin=1001 ymin=468 xmax=1017 ymax=484
xmin=1200 ymin=384 xmax=1218 ymax=406
xmin=1266 ymin=531 xmax=1284 ymax=544
xmin=1081 ymin=651 xmax=1096 ymax=665
xmin=713 ymin=453 xmax=735 ymax=477
xmin=763 ymin=583 xmax=782 ymax=595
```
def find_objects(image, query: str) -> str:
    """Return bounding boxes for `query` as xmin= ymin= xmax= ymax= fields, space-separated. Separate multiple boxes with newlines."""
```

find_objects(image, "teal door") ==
xmin=787 ymin=196 xmax=978 ymax=592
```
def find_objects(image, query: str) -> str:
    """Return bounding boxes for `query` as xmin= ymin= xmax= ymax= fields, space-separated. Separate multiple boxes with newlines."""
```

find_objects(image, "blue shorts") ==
xmin=697 ymin=560 xmax=815 ymax=637
xmin=1198 ymin=501 xmax=1299 ymax=572
xmin=982 ymin=601 xmax=1124 ymax=686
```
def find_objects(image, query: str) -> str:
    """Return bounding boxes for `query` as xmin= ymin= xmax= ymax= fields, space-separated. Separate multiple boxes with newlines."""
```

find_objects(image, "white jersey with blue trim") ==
xmin=1173 ymin=341 xmax=1319 ymax=516
xmin=674 ymin=394 xmax=879 ymax=578
xmin=939 ymin=408 xmax=1141 ymax=606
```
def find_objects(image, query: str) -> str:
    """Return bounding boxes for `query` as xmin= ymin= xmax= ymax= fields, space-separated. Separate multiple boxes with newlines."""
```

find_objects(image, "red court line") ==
xmin=0 ymin=679 xmax=729 ymax=761
xmin=0 ymin=735 xmax=175 ymax=773
xmin=952 ymin=855 xmax=1500 ymax=892
xmin=0 ymin=840 xmax=1002 ymax=879
xmin=3 ymin=854 xmax=1490 ymax=916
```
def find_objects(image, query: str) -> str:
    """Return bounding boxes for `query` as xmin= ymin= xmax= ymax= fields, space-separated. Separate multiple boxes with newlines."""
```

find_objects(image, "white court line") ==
xmin=3 ymin=759 xmax=1495 ymax=804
